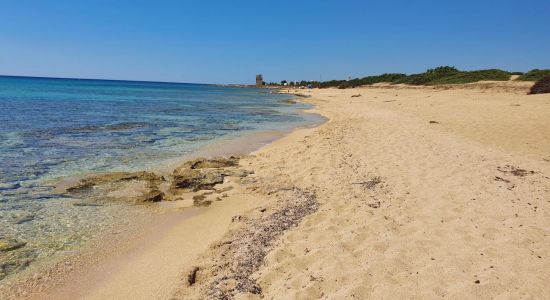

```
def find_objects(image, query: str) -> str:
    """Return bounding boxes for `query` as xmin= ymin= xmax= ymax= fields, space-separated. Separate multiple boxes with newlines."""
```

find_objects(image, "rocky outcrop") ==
xmin=60 ymin=157 xmax=250 ymax=205
xmin=63 ymin=171 xmax=165 ymax=204
xmin=171 ymin=157 xmax=246 ymax=192
xmin=183 ymin=157 xmax=239 ymax=170
xmin=172 ymin=168 xmax=226 ymax=191
xmin=0 ymin=240 xmax=26 ymax=252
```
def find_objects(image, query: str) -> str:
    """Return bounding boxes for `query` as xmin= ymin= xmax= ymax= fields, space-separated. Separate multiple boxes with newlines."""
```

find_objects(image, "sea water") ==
xmin=0 ymin=76 xmax=319 ymax=280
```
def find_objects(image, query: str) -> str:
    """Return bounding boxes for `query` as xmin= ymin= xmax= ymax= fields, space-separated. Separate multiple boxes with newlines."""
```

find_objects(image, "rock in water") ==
xmin=171 ymin=157 xmax=241 ymax=192
xmin=63 ymin=171 xmax=165 ymax=204
xmin=0 ymin=239 xmax=27 ymax=252
xmin=65 ymin=171 xmax=163 ymax=194
xmin=142 ymin=189 xmax=164 ymax=202
xmin=0 ymin=182 xmax=21 ymax=191
xmin=183 ymin=157 xmax=239 ymax=169
xmin=72 ymin=202 xmax=105 ymax=207
xmin=12 ymin=213 xmax=35 ymax=224
xmin=172 ymin=168 xmax=225 ymax=191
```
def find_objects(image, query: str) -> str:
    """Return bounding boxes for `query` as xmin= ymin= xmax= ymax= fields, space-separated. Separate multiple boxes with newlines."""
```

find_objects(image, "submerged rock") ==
xmin=278 ymin=99 xmax=298 ymax=104
xmin=65 ymin=171 xmax=163 ymax=194
xmin=12 ymin=212 xmax=35 ymax=224
xmin=0 ymin=182 xmax=21 ymax=191
xmin=0 ymin=246 xmax=35 ymax=280
xmin=72 ymin=201 xmax=105 ymax=207
xmin=0 ymin=239 xmax=27 ymax=252
xmin=63 ymin=171 xmax=165 ymax=204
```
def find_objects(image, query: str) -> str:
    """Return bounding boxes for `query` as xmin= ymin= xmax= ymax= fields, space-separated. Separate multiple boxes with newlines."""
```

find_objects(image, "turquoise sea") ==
xmin=0 ymin=76 xmax=319 ymax=280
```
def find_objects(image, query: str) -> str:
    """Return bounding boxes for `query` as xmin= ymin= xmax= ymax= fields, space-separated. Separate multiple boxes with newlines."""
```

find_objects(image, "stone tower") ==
xmin=256 ymin=74 xmax=263 ymax=87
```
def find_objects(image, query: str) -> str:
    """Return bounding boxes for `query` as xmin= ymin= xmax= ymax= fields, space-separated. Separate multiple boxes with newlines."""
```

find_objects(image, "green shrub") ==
xmin=394 ymin=66 xmax=460 ymax=85
xmin=306 ymin=67 xmax=546 ymax=89
xmin=318 ymin=80 xmax=345 ymax=88
xmin=393 ymin=67 xmax=510 ymax=85
xmin=337 ymin=73 xmax=407 ymax=89
xmin=529 ymin=76 xmax=550 ymax=94
xmin=317 ymin=73 xmax=407 ymax=89
xmin=428 ymin=69 xmax=511 ymax=85
xmin=518 ymin=69 xmax=550 ymax=81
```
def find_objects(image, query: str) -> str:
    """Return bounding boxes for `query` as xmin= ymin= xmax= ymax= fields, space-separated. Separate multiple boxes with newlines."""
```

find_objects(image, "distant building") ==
xmin=256 ymin=74 xmax=264 ymax=87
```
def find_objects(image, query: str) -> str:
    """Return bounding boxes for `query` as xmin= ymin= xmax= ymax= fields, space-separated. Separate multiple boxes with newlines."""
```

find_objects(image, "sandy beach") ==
xmin=4 ymin=80 xmax=550 ymax=299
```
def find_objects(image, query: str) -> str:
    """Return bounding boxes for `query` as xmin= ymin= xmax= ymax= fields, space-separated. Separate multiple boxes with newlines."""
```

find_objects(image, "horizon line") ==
xmin=0 ymin=74 xmax=220 ymax=86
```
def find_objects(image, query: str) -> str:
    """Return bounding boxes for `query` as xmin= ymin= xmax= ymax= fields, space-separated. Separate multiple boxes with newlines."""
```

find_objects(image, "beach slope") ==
xmin=180 ymin=81 xmax=550 ymax=299
xmin=15 ymin=81 xmax=550 ymax=299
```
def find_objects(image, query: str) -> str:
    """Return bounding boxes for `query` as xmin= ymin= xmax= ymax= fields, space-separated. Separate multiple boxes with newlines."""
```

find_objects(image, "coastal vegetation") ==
xmin=394 ymin=67 xmax=512 ymax=85
xmin=321 ymin=73 xmax=407 ymax=89
xmin=518 ymin=69 xmax=550 ymax=81
xmin=529 ymin=76 xmax=550 ymax=94
xmin=271 ymin=67 xmax=550 ymax=89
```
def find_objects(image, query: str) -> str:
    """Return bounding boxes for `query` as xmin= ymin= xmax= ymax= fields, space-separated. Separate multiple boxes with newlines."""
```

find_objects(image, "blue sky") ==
xmin=1 ymin=0 xmax=549 ymax=84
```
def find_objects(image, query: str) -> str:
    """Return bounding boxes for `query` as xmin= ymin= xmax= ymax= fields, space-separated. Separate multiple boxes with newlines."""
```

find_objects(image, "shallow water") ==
xmin=0 ymin=76 xmax=319 ymax=280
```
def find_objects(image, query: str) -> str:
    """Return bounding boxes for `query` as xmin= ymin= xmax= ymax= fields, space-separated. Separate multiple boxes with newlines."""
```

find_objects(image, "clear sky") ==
xmin=1 ymin=0 xmax=549 ymax=84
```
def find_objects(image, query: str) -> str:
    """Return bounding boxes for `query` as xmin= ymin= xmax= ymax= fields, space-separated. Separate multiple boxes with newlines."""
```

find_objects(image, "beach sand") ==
xmin=240 ymin=82 xmax=550 ymax=299
xmin=8 ymin=81 xmax=550 ymax=299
